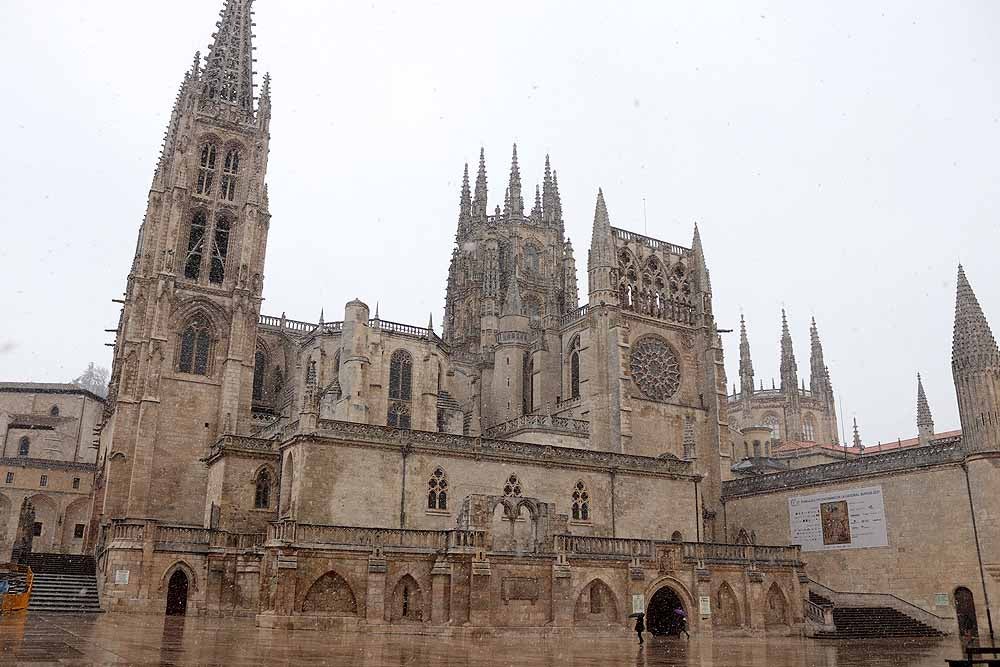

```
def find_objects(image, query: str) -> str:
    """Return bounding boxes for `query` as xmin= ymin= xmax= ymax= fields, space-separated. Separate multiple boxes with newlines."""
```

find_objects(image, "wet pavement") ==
xmin=0 ymin=612 xmax=977 ymax=666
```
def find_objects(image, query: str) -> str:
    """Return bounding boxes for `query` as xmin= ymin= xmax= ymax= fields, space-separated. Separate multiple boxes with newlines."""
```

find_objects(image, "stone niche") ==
xmin=457 ymin=493 xmax=568 ymax=554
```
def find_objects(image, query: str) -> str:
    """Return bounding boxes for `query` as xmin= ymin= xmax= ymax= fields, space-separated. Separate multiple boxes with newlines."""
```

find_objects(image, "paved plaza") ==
xmin=0 ymin=612 xmax=977 ymax=666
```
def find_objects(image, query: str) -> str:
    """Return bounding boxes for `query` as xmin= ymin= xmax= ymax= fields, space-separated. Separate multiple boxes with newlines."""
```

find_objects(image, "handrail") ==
xmin=807 ymin=578 xmax=952 ymax=623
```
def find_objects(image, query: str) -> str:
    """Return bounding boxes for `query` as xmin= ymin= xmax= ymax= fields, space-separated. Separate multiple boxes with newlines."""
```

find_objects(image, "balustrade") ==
xmin=556 ymin=535 xmax=654 ymax=558
xmin=485 ymin=414 xmax=591 ymax=438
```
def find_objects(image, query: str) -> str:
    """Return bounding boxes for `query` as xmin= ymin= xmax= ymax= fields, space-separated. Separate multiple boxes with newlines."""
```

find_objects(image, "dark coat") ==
xmin=634 ymin=617 xmax=645 ymax=632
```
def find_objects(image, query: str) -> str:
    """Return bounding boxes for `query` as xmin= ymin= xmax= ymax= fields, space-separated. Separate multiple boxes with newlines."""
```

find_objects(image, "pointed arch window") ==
xmin=253 ymin=350 xmax=267 ymax=401
xmin=221 ymin=149 xmax=240 ymax=201
xmin=196 ymin=143 xmax=217 ymax=195
xmin=179 ymin=315 xmax=212 ymax=375
xmin=387 ymin=350 xmax=412 ymax=429
xmin=184 ymin=211 xmax=208 ymax=280
xmin=569 ymin=336 xmax=581 ymax=400
xmin=571 ymin=480 xmax=590 ymax=521
xmin=503 ymin=474 xmax=523 ymax=498
xmin=524 ymin=244 xmax=541 ymax=274
xmin=803 ymin=415 xmax=816 ymax=442
xmin=18 ymin=436 xmax=30 ymax=457
xmin=254 ymin=469 xmax=272 ymax=509
xmin=427 ymin=467 xmax=448 ymax=511
xmin=762 ymin=414 xmax=781 ymax=442
xmin=209 ymin=216 xmax=231 ymax=284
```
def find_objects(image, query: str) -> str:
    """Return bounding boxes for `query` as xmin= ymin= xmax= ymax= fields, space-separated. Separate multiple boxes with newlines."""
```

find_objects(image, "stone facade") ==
xmin=0 ymin=383 xmax=102 ymax=558
xmin=83 ymin=0 xmax=999 ymax=641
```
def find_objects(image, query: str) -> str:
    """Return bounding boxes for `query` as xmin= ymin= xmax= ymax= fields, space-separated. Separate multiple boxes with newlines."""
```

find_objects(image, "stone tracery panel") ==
xmin=629 ymin=336 xmax=681 ymax=402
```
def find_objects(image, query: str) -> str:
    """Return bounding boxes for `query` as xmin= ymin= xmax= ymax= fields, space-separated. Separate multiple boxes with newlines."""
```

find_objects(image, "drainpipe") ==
xmin=694 ymin=479 xmax=701 ymax=542
xmin=963 ymin=461 xmax=995 ymax=641
xmin=399 ymin=443 xmax=411 ymax=529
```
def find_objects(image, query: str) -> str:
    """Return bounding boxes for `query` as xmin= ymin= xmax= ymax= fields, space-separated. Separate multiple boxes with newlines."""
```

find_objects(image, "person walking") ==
xmin=674 ymin=607 xmax=690 ymax=639
xmin=634 ymin=613 xmax=645 ymax=645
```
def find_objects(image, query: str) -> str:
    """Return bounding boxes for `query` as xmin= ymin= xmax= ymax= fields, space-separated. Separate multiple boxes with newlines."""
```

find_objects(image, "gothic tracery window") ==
xmin=569 ymin=335 xmax=581 ymax=400
xmin=253 ymin=350 xmax=267 ymax=401
xmin=503 ymin=474 xmax=523 ymax=498
xmin=196 ymin=143 xmax=217 ymax=195
xmin=221 ymin=149 xmax=240 ymax=201
xmin=254 ymin=469 xmax=271 ymax=509
xmin=427 ymin=467 xmax=448 ymax=510
xmin=572 ymin=480 xmax=590 ymax=521
xmin=387 ymin=350 xmax=413 ymax=429
xmin=629 ymin=336 xmax=682 ymax=402
xmin=209 ymin=217 xmax=231 ymax=284
xmin=179 ymin=315 xmax=212 ymax=375
xmin=762 ymin=414 xmax=781 ymax=442
xmin=803 ymin=415 xmax=816 ymax=442
xmin=184 ymin=211 xmax=208 ymax=280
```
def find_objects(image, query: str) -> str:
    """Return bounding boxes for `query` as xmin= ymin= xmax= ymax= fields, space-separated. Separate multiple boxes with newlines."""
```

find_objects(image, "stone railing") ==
xmin=111 ymin=520 xmax=145 ymax=542
xmin=206 ymin=435 xmax=277 ymax=462
xmin=722 ymin=441 xmax=966 ymax=498
xmin=804 ymin=598 xmax=835 ymax=632
xmin=495 ymin=331 xmax=532 ymax=345
xmin=553 ymin=396 xmax=583 ymax=412
xmin=807 ymin=579 xmax=952 ymax=634
xmin=155 ymin=525 xmax=265 ymax=551
xmin=259 ymin=314 xmax=317 ymax=333
xmin=681 ymin=542 xmax=802 ymax=566
xmin=484 ymin=414 xmax=591 ymax=439
xmin=449 ymin=350 xmax=481 ymax=366
xmin=312 ymin=419 xmax=696 ymax=477
xmin=268 ymin=521 xmax=485 ymax=553
xmin=612 ymin=227 xmax=690 ymax=256
xmin=371 ymin=318 xmax=439 ymax=340
xmin=555 ymin=535 xmax=654 ymax=559
xmin=560 ymin=305 xmax=589 ymax=328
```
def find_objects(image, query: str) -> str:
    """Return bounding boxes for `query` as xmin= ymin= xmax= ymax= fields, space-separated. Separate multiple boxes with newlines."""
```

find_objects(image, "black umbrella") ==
xmin=628 ymin=612 xmax=645 ymax=619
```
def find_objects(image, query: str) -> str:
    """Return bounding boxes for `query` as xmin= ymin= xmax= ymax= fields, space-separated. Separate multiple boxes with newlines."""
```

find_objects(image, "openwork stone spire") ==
xmin=809 ymin=317 xmax=833 ymax=398
xmin=916 ymin=373 xmax=935 ymax=446
xmin=502 ymin=266 xmax=523 ymax=317
xmin=739 ymin=314 xmax=754 ymax=395
xmin=505 ymin=144 xmax=524 ymax=218
xmin=587 ymin=188 xmax=616 ymax=303
xmin=779 ymin=309 xmax=798 ymax=392
xmin=691 ymin=224 xmax=711 ymax=294
xmin=472 ymin=148 xmax=488 ymax=219
xmin=951 ymin=265 xmax=1000 ymax=454
xmin=200 ymin=0 xmax=257 ymax=118
xmin=457 ymin=163 xmax=472 ymax=237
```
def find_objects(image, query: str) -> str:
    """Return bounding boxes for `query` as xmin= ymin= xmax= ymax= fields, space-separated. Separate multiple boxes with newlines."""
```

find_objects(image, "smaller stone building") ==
xmin=0 ymin=383 xmax=102 ymax=559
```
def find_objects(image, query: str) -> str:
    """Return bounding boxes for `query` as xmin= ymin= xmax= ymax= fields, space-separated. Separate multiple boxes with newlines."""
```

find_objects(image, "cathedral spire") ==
xmin=531 ymin=184 xmax=542 ymax=220
xmin=587 ymin=189 xmax=617 ymax=305
xmin=951 ymin=265 xmax=1000 ymax=453
xmin=542 ymin=154 xmax=555 ymax=225
xmin=916 ymin=373 xmax=935 ymax=446
xmin=502 ymin=267 xmax=523 ymax=317
xmin=691 ymin=224 xmax=712 ymax=293
xmin=457 ymin=163 xmax=472 ymax=237
xmin=780 ymin=309 xmax=799 ymax=392
xmin=200 ymin=0 xmax=257 ymax=118
xmin=472 ymin=147 xmax=488 ymax=219
xmin=739 ymin=314 xmax=754 ymax=395
xmin=809 ymin=316 xmax=833 ymax=398
xmin=506 ymin=144 xmax=524 ymax=218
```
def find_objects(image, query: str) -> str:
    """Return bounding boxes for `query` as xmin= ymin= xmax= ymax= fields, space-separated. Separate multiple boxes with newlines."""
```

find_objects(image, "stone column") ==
xmin=274 ymin=551 xmax=298 ymax=616
xmin=693 ymin=565 xmax=712 ymax=636
xmin=551 ymin=554 xmax=573 ymax=626
xmin=137 ymin=519 xmax=157 ymax=603
xmin=746 ymin=568 xmax=765 ymax=631
xmin=469 ymin=551 xmax=492 ymax=626
xmin=366 ymin=549 xmax=388 ymax=625
xmin=430 ymin=558 xmax=451 ymax=624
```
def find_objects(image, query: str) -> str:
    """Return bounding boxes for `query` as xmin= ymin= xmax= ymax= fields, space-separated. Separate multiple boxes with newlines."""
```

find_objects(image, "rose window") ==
xmin=629 ymin=337 xmax=681 ymax=401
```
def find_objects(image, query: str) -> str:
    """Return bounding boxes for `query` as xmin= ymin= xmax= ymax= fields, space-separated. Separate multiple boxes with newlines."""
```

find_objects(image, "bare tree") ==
xmin=72 ymin=362 xmax=109 ymax=398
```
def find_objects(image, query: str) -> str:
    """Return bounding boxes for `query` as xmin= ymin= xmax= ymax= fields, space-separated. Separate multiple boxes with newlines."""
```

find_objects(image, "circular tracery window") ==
xmin=629 ymin=337 xmax=681 ymax=401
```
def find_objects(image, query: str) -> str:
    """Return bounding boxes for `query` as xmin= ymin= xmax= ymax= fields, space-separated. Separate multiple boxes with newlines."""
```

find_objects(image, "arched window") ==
xmin=184 ymin=211 xmax=208 ymax=280
xmin=569 ymin=336 xmax=581 ymax=400
xmin=209 ymin=217 xmax=231 ymax=284
xmin=387 ymin=350 xmax=412 ymax=429
xmin=49 ymin=405 xmax=59 ymax=417
xmin=427 ymin=467 xmax=447 ymax=511
xmin=221 ymin=149 xmax=240 ymax=201
xmin=179 ymin=315 xmax=212 ymax=375
xmin=252 ymin=351 xmax=267 ymax=401
xmin=590 ymin=583 xmax=603 ymax=613
xmin=503 ymin=474 xmax=523 ymax=498
xmin=254 ymin=469 xmax=271 ymax=509
xmin=196 ymin=143 xmax=217 ymax=195
xmin=803 ymin=415 xmax=817 ymax=442
xmin=18 ymin=437 xmax=29 ymax=457
xmin=671 ymin=531 xmax=683 ymax=542
xmin=762 ymin=414 xmax=781 ymax=442
xmin=571 ymin=480 xmax=590 ymax=521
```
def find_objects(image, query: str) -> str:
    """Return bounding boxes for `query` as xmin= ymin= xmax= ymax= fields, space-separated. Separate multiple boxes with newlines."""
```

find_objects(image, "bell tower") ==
xmin=96 ymin=0 xmax=272 ymax=526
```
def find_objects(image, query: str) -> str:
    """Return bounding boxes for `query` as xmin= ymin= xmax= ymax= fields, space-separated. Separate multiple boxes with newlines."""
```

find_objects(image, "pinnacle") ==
xmin=916 ymin=372 xmax=934 ymax=428
xmin=852 ymin=418 xmax=862 ymax=448
xmin=952 ymin=264 xmax=999 ymax=372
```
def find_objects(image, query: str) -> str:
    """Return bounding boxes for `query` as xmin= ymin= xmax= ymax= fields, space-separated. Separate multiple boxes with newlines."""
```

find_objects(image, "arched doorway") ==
xmin=647 ymin=585 xmax=687 ymax=636
xmin=166 ymin=570 xmax=189 ymax=616
xmin=955 ymin=587 xmax=979 ymax=638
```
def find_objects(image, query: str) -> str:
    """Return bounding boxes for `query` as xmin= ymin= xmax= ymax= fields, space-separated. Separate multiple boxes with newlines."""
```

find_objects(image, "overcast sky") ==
xmin=2 ymin=1 xmax=997 ymax=445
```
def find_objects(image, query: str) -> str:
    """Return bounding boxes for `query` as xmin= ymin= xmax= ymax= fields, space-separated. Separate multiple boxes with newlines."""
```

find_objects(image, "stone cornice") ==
xmin=0 ymin=457 xmax=97 ymax=473
xmin=721 ymin=441 xmax=965 ymax=498
xmin=203 ymin=435 xmax=279 ymax=465
xmin=291 ymin=420 xmax=701 ymax=480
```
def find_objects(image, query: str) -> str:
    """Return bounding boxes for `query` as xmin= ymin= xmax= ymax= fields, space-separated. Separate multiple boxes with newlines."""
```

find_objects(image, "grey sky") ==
xmin=2 ymin=1 xmax=997 ymax=445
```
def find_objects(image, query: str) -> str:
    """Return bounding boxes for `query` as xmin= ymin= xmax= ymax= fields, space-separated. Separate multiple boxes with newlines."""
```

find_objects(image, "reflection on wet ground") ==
xmin=0 ymin=612 xmax=979 ymax=666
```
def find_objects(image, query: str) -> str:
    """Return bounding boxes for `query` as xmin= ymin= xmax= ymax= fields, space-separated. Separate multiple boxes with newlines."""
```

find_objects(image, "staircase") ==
xmin=807 ymin=583 xmax=945 ymax=639
xmin=22 ymin=553 xmax=102 ymax=613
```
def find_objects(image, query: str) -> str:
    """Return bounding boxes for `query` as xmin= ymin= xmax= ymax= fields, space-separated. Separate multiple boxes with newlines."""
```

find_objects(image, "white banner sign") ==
xmin=788 ymin=485 xmax=888 ymax=552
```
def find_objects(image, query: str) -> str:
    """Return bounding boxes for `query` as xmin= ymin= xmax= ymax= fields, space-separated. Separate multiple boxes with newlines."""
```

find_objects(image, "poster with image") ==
xmin=788 ymin=486 xmax=888 ymax=552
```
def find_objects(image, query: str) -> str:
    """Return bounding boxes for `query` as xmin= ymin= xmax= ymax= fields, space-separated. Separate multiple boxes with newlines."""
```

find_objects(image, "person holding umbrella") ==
xmin=674 ymin=606 xmax=690 ymax=639
xmin=629 ymin=611 xmax=646 ymax=645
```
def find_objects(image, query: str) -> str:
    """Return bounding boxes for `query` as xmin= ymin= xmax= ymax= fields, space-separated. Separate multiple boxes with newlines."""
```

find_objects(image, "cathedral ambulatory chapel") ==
xmin=84 ymin=0 xmax=1000 ymax=639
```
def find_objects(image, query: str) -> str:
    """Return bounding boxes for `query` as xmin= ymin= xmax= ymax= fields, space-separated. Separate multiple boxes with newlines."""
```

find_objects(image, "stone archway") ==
xmin=166 ymin=569 xmax=189 ymax=616
xmin=646 ymin=584 xmax=688 ymax=636
xmin=955 ymin=587 xmax=979 ymax=638
xmin=574 ymin=578 xmax=620 ymax=625
xmin=765 ymin=582 xmax=788 ymax=626
xmin=301 ymin=570 xmax=357 ymax=615
xmin=715 ymin=581 xmax=741 ymax=628
xmin=390 ymin=574 xmax=423 ymax=622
